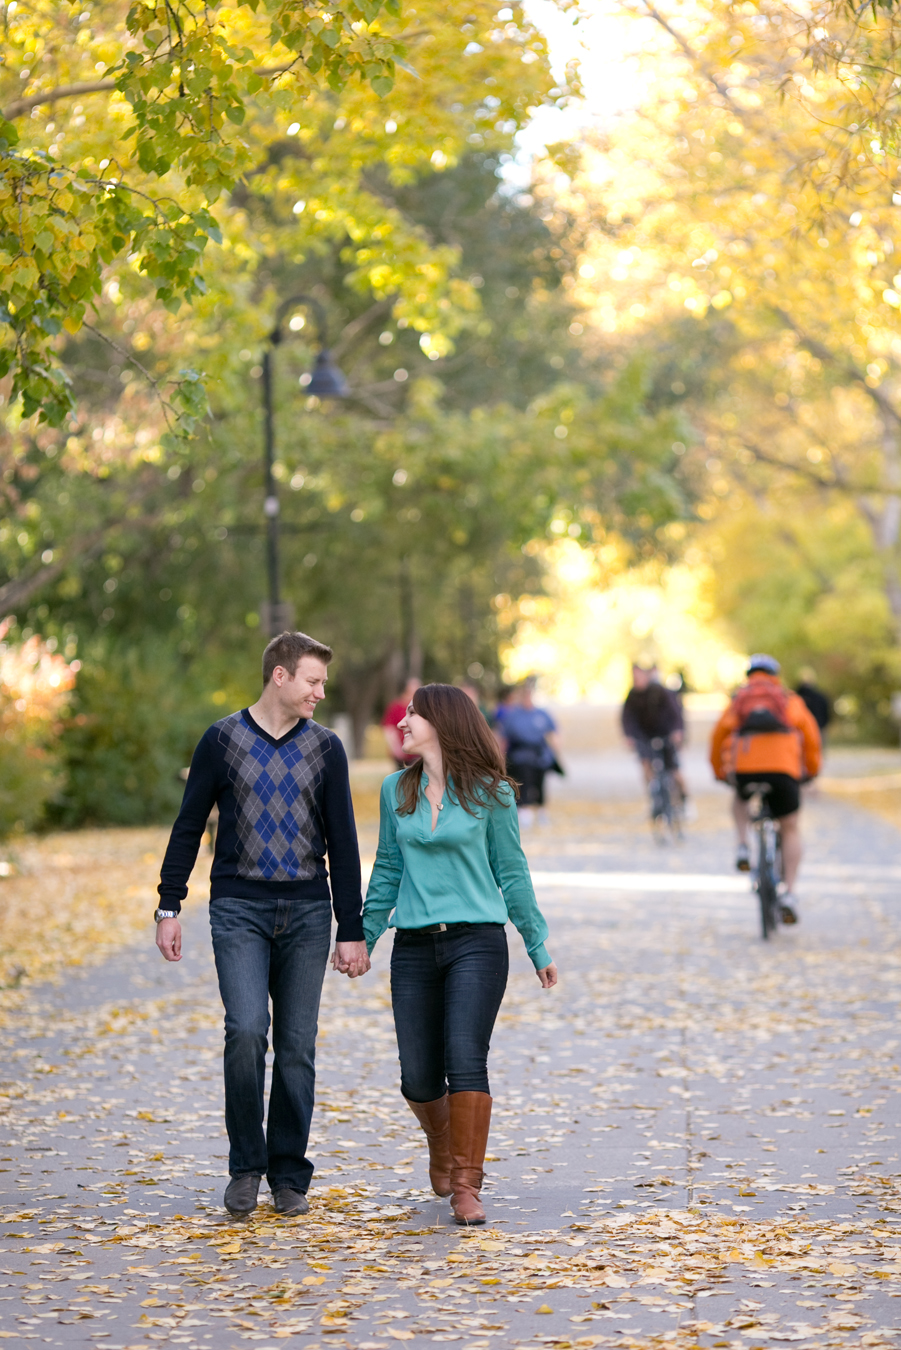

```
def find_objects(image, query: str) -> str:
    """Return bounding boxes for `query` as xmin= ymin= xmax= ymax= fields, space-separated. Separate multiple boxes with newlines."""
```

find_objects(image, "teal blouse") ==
xmin=363 ymin=771 xmax=551 ymax=970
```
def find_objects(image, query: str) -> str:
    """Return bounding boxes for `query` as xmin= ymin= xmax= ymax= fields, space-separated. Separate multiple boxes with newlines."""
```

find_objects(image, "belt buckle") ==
xmin=437 ymin=923 xmax=447 ymax=932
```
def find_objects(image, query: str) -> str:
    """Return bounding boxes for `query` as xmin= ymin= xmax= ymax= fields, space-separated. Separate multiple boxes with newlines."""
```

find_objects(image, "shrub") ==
xmin=0 ymin=627 xmax=75 ymax=841
xmin=53 ymin=641 xmax=213 ymax=827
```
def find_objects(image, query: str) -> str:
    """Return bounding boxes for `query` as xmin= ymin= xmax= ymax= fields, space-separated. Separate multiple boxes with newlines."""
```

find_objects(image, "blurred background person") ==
xmin=491 ymin=685 xmax=515 ymax=751
xmin=795 ymin=667 xmax=832 ymax=737
xmin=460 ymin=680 xmax=491 ymax=723
xmin=621 ymin=663 xmax=692 ymax=815
xmin=495 ymin=679 xmax=562 ymax=828
xmin=382 ymin=677 xmax=422 ymax=769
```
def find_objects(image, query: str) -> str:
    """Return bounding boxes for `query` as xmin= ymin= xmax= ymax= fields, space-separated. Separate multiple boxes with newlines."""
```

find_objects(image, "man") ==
xmin=710 ymin=653 xmax=821 ymax=923
xmin=382 ymin=676 xmax=421 ymax=769
xmin=621 ymin=663 xmax=691 ymax=809
xmin=495 ymin=679 xmax=562 ymax=827
xmin=155 ymin=631 xmax=370 ymax=1219
xmin=795 ymin=667 xmax=832 ymax=734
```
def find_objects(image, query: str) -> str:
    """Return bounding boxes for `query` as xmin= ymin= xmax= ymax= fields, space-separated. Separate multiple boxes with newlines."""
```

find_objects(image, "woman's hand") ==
xmin=536 ymin=962 xmax=558 ymax=989
xmin=331 ymin=941 xmax=371 ymax=978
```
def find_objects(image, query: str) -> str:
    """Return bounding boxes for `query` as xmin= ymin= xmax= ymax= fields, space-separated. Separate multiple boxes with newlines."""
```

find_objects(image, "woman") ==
xmin=496 ymin=680 xmax=561 ymax=827
xmin=363 ymin=684 xmax=557 ymax=1226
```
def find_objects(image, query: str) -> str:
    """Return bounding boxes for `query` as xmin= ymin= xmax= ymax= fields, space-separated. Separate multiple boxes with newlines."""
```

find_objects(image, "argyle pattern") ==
xmin=216 ymin=713 xmax=329 ymax=882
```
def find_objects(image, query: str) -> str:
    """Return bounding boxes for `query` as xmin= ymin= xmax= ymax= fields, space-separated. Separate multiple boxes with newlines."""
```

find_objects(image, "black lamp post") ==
xmin=261 ymin=295 xmax=349 ymax=637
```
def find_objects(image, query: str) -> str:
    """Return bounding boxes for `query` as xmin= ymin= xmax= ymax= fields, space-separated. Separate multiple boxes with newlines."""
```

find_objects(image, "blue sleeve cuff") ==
xmin=528 ymin=942 xmax=551 ymax=971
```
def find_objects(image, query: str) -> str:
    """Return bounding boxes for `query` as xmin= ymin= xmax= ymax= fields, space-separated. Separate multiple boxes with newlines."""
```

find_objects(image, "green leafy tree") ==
xmin=0 ymin=0 xmax=564 ymax=427
xmin=1 ymin=132 xmax=689 ymax=823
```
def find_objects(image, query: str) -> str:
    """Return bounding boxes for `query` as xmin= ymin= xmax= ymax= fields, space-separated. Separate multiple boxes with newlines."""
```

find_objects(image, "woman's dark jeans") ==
xmin=390 ymin=924 xmax=509 ymax=1102
xmin=209 ymin=896 xmax=331 ymax=1193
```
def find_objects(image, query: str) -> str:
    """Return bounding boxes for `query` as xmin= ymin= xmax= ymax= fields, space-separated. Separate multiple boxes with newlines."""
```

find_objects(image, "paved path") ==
xmin=0 ymin=778 xmax=900 ymax=1349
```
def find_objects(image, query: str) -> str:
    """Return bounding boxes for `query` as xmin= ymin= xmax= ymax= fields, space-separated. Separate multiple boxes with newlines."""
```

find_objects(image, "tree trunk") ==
xmin=339 ymin=651 xmax=395 ymax=758
xmin=859 ymin=408 xmax=901 ymax=646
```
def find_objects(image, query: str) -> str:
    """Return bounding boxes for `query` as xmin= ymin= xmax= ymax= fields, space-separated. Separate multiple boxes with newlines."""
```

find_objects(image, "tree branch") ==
xmin=770 ymin=305 xmax=901 ymax=427
xmin=2 ymin=80 xmax=116 ymax=121
xmin=2 ymin=63 xmax=297 ymax=121
xmin=736 ymin=436 xmax=866 ymax=492
xmin=635 ymin=1 xmax=742 ymax=109
xmin=331 ymin=298 xmax=396 ymax=362
xmin=0 ymin=527 xmax=109 ymax=613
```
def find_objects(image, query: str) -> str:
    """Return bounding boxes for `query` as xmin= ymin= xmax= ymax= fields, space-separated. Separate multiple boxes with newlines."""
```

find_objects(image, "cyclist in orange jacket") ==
xmin=710 ymin=654 xmax=821 ymax=923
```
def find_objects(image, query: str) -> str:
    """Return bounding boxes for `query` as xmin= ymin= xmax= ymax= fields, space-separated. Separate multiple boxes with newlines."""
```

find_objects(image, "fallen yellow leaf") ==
xmin=829 ymin=1261 xmax=857 ymax=1276
xmin=640 ymin=1266 xmax=672 ymax=1280
xmin=536 ymin=1304 xmax=553 ymax=1314
xmin=386 ymin=1330 xmax=415 ymax=1341
xmin=303 ymin=1275 xmax=326 ymax=1285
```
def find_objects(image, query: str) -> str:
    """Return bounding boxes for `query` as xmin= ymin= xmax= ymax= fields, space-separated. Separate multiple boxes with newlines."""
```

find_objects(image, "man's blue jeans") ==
xmin=209 ymin=896 xmax=331 ymax=1192
xmin=390 ymin=924 xmax=509 ymax=1101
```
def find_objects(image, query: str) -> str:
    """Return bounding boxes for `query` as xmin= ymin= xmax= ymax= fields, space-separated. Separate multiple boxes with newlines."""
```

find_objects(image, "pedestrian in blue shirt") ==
xmin=364 ymin=684 xmax=557 ymax=1225
xmin=156 ymin=632 xmax=370 ymax=1220
xmin=495 ymin=680 xmax=562 ymax=827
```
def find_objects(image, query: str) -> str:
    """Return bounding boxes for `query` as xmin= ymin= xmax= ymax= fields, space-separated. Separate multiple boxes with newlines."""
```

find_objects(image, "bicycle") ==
xmin=743 ymin=780 xmax=783 ymax=939
xmin=647 ymin=736 xmax=684 ymax=843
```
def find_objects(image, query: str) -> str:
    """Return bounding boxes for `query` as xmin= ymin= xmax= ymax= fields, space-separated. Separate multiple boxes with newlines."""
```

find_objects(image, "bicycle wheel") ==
xmin=649 ymin=771 xmax=673 ymax=843
xmin=756 ymin=826 xmax=778 ymax=939
xmin=666 ymin=772 xmax=684 ymax=839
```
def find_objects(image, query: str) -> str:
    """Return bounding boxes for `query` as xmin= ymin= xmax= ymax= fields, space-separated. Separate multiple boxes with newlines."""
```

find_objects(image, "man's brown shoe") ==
xmin=448 ymin=1091 xmax=492 ymax=1226
xmin=405 ymin=1094 xmax=452 ymax=1197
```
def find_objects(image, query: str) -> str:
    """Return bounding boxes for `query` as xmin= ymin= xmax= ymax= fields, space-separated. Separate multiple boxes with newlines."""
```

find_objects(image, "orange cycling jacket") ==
xmin=710 ymin=673 xmax=822 ymax=782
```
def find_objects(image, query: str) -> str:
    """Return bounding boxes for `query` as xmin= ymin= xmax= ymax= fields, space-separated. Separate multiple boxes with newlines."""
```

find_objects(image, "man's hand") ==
xmin=536 ymin=962 xmax=558 ymax=989
xmin=331 ymin=941 xmax=371 ymax=978
xmin=156 ymin=917 xmax=182 ymax=962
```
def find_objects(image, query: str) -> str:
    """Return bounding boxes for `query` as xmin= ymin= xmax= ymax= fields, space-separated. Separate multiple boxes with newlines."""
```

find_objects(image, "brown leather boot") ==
xmin=448 ymin=1091 xmax=492 ymax=1226
xmin=404 ymin=1095 xmax=452 ymax=1197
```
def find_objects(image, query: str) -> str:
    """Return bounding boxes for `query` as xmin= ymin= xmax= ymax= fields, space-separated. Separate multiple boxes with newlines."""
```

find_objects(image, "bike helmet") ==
xmin=747 ymin=653 xmax=780 ymax=675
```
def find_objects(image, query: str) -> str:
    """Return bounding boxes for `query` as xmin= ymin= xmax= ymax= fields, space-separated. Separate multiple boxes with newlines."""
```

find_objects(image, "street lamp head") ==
xmin=305 ymin=349 xmax=349 ymax=397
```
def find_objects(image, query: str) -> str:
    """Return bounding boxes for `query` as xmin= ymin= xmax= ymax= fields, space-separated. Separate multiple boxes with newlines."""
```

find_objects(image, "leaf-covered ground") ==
xmin=0 ymin=788 xmax=899 ymax=1349
xmin=0 ymin=828 xmax=204 ymax=1001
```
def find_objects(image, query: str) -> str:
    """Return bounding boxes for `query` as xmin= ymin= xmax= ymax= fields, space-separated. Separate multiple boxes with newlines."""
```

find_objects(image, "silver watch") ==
xmin=154 ymin=908 xmax=179 ymax=923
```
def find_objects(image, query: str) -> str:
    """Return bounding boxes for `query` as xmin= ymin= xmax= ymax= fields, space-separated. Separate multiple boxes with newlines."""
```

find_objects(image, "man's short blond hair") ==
xmin=262 ymin=631 xmax=333 ymax=685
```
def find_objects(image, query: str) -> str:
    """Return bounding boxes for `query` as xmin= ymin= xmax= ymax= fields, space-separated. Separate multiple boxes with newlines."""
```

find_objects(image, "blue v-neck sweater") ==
xmin=158 ymin=709 xmax=363 ymax=940
xmin=363 ymin=772 xmax=550 ymax=969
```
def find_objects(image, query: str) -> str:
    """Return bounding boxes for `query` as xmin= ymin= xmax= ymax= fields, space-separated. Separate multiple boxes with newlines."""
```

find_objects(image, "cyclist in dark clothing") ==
xmin=794 ymin=670 xmax=831 ymax=733
xmin=622 ymin=664 xmax=690 ymax=807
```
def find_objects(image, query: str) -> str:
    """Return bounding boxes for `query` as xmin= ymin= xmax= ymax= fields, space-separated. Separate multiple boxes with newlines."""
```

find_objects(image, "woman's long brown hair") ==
xmin=395 ymin=683 xmax=517 ymax=816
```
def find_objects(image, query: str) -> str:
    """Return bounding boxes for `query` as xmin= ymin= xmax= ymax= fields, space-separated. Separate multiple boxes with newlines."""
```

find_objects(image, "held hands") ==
xmin=156 ymin=917 xmax=182 ymax=963
xmin=331 ymin=941 xmax=371 ymax=979
xmin=536 ymin=962 xmax=558 ymax=989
